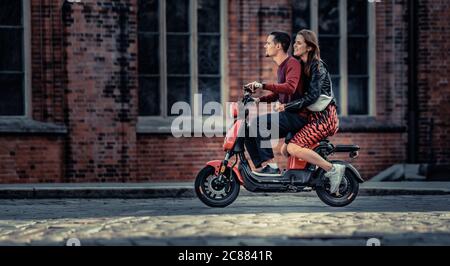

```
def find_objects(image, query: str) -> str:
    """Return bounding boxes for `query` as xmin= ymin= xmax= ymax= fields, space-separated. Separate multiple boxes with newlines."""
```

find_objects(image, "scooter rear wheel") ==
xmin=316 ymin=163 xmax=360 ymax=207
xmin=195 ymin=166 xmax=240 ymax=208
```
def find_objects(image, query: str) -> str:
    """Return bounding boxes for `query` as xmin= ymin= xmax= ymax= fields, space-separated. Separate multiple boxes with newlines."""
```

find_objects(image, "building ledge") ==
xmin=0 ymin=118 xmax=68 ymax=135
xmin=338 ymin=117 xmax=406 ymax=133
xmin=137 ymin=117 xmax=176 ymax=134
xmin=137 ymin=116 xmax=228 ymax=135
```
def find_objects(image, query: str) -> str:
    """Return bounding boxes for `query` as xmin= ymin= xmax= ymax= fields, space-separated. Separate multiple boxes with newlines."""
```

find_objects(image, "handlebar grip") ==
xmin=243 ymin=85 xmax=253 ymax=92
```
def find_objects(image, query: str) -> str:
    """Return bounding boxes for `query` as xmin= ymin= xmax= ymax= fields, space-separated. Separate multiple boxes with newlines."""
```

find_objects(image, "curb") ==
xmin=0 ymin=187 xmax=195 ymax=199
xmin=357 ymin=189 xmax=450 ymax=196
xmin=0 ymin=184 xmax=449 ymax=199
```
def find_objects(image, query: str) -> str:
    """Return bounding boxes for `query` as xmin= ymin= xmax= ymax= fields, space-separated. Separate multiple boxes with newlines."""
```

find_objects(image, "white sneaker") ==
xmin=324 ymin=164 xmax=346 ymax=194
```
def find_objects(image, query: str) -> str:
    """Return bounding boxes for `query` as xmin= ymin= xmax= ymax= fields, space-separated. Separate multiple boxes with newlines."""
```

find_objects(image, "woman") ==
xmin=276 ymin=29 xmax=345 ymax=195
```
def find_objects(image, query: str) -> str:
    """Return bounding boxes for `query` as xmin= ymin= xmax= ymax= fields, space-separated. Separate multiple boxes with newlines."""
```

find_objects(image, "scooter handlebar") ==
xmin=243 ymin=85 xmax=254 ymax=94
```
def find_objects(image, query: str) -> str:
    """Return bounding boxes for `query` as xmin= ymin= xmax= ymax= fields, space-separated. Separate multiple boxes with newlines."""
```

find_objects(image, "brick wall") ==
xmin=228 ymin=0 xmax=292 ymax=102
xmin=137 ymin=136 xmax=225 ymax=182
xmin=136 ymin=132 xmax=407 ymax=182
xmin=30 ymin=0 xmax=66 ymax=124
xmin=417 ymin=0 xmax=450 ymax=166
xmin=375 ymin=0 xmax=409 ymax=124
xmin=62 ymin=0 xmax=139 ymax=182
xmin=0 ymin=136 xmax=64 ymax=183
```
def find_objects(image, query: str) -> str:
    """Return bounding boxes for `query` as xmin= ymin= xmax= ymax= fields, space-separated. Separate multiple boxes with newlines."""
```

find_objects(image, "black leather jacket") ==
xmin=285 ymin=59 xmax=335 ymax=112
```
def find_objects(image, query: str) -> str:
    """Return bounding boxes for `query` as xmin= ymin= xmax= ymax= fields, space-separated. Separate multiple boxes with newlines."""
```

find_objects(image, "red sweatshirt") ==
xmin=259 ymin=56 xmax=304 ymax=104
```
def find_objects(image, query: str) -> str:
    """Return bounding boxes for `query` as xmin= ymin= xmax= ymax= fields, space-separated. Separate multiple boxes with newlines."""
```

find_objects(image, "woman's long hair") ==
xmin=297 ymin=29 xmax=321 ymax=77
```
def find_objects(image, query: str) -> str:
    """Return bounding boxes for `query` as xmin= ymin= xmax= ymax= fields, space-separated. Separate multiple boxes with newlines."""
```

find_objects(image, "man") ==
xmin=245 ymin=31 xmax=307 ymax=175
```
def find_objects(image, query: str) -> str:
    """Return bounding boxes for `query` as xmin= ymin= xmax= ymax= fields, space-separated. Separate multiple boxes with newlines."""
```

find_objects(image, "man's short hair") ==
xmin=270 ymin=31 xmax=291 ymax=53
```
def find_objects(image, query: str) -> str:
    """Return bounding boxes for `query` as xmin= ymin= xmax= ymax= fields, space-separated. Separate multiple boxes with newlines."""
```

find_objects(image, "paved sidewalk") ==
xmin=0 ymin=195 xmax=449 ymax=246
xmin=0 ymin=181 xmax=449 ymax=199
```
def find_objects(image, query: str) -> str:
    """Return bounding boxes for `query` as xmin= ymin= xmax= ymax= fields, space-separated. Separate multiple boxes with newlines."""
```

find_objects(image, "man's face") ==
xmin=293 ymin=34 xmax=310 ymax=58
xmin=264 ymin=35 xmax=278 ymax=57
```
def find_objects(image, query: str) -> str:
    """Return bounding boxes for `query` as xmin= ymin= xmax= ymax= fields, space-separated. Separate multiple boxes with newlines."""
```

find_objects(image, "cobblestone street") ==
xmin=0 ymin=195 xmax=449 ymax=246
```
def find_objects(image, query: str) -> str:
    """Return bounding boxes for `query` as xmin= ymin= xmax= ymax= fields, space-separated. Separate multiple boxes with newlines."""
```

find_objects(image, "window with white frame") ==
xmin=138 ymin=0 xmax=225 ymax=117
xmin=292 ymin=0 xmax=376 ymax=116
xmin=0 ymin=0 xmax=26 ymax=116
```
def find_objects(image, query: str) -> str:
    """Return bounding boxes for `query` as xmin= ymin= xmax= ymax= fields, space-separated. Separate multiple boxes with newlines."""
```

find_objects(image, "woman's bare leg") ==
xmin=287 ymin=143 xmax=333 ymax=171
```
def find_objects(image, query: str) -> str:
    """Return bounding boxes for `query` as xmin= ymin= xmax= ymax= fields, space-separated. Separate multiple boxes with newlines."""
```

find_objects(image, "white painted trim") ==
xmin=23 ymin=0 xmax=32 ymax=118
xmin=221 ymin=0 xmax=229 ymax=106
xmin=339 ymin=0 xmax=348 ymax=116
xmin=190 ymin=0 xmax=199 ymax=115
xmin=160 ymin=0 xmax=167 ymax=117
xmin=310 ymin=0 xmax=319 ymax=34
xmin=368 ymin=2 xmax=377 ymax=117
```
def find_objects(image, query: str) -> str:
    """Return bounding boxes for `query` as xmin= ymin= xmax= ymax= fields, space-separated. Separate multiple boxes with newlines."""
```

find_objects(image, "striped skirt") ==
xmin=290 ymin=103 xmax=339 ymax=148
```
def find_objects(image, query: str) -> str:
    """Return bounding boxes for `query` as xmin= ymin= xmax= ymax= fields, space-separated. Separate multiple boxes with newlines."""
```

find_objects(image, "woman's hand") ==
xmin=281 ymin=143 xmax=289 ymax=157
xmin=274 ymin=102 xmax=286 ymax=112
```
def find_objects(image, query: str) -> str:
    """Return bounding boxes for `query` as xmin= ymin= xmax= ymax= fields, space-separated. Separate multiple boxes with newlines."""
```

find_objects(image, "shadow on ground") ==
xmin=0 ymin=195 xmax=449 ymax=220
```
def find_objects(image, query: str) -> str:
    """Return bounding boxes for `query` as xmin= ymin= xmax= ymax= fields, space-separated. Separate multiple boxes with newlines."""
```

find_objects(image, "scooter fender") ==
xmin=312 ymin=160 xmax=365 ymax=187
xmin=206 ymin=160 xmax=244 ymax=185
xmin=344 ymin=162 xmax=365 ymax=183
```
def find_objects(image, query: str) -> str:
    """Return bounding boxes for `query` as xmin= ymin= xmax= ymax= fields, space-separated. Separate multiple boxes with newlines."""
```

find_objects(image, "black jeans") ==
xmin=244 ymin=111 xmax=307 ymax=168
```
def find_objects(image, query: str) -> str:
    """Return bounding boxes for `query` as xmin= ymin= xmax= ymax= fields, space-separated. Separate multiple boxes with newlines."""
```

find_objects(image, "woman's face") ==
xmin=293 ymin=34 xmax=310 ymax=58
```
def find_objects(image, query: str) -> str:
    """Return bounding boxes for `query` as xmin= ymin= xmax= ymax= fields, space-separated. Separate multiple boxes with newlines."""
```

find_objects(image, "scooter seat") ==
xmin=334 ymin=145 xmax=360 ymax=152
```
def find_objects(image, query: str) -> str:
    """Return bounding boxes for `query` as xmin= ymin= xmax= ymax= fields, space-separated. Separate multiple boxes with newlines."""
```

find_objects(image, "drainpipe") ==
xmin=407 ymin=0 xmax=419 ymax=163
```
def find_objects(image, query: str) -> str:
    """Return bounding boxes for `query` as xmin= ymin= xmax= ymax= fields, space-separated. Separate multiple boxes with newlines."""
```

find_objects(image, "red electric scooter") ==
xmin=194 ymin=86 xmax=364 ymax=208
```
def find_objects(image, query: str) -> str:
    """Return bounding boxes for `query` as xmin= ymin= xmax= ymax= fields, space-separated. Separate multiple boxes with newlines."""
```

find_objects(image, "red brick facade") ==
xmin=63 ymin=1 xmax=139 ymax=182
xmin=417 ymin=0 xmax=450 ymax=166
xmin=0 ymin=0 xmax=449 ymax=183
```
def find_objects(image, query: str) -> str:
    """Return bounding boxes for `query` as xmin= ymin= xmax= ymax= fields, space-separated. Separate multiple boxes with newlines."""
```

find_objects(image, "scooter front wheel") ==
xmin=316 ymin=162 xmax=360 ymax=207
xmin=195 ymin=166 xmax=240 ymax=208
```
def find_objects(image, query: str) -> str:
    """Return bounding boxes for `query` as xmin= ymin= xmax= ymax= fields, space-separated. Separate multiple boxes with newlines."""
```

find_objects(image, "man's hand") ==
xmin=245 ymin=81 xmax=263 ymax=92
xmin=274 ymin=102 xmax=286 ymax=112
